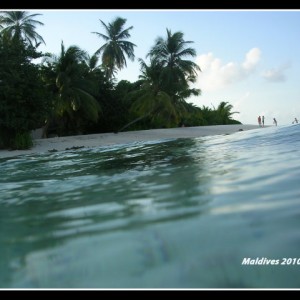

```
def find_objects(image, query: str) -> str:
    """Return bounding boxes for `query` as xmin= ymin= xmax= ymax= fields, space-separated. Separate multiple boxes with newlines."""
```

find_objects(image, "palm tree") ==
xmin=0 ymin=11 xmax=45 ymax=46
xmin=84 ymin=52 xmax=115 ymax=86
xmin=118 ymin=58 xmax=178 ymax=132
xmin=119 ymin=29 xmax=202 ymax=131
xmin=42 ymin=42 xmax=101 ymax=135
xmin=86 ymin=53 xmax=100 ymax=73
xmin=199 ymin=105 xmax=213 ymax=125
xmin=147 ymin=28 xmax=200 ymax=97
xmin=215 ymin=101 xmax=239 ymax=124
xmin=92 ymin=17 xmax=136 ymax=78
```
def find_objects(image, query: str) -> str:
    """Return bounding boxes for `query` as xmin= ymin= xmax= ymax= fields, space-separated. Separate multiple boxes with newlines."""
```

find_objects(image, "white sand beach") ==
xmin=0 ymin=124 xmax=259 ymax=158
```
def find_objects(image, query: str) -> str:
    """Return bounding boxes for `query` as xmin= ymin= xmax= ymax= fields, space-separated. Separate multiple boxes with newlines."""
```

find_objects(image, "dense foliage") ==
xmin=0 ymin=36 xmax=50 ymax=149
xmin=0 ymin=11 xmax=240 ymax=150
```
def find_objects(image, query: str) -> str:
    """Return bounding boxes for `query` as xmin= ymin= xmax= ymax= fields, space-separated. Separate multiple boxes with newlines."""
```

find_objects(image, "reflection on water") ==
xmin=1 ymin=125 xmax=300 ymax=288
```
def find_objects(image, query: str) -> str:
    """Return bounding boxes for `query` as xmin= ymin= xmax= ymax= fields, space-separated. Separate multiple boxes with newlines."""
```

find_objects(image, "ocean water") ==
xmin=0 ymin=124 xmax=300 ymax=288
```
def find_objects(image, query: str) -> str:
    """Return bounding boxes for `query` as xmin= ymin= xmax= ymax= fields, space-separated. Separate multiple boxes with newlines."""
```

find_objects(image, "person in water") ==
xmin=293 ymin=118 xmax=298 ymax=124
xmin=262 ymin=115 xmax=265 ymax=127
xmin=258 ymin=116 xmax=262 ymax=127
xmin=273 ymin=118 xmax=277 ymax=126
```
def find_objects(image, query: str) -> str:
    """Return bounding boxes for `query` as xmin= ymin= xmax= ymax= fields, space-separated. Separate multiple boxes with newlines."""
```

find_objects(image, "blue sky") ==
xmin=31 ymin=10 xmax=300 ymax=125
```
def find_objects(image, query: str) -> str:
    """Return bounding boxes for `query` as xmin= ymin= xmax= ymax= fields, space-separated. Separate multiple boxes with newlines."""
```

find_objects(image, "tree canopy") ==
xmin=92 ymin=17 xmax=136 ymax=78
xmin=0 ymin=12 xmax=241 ymax=149
xmin=0 ymin=11 xmax=45 ymax=46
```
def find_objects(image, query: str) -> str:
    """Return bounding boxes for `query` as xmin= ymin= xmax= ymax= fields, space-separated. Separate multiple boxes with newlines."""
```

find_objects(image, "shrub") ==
xmin=10 ymin=131 xmax=33 ymax=150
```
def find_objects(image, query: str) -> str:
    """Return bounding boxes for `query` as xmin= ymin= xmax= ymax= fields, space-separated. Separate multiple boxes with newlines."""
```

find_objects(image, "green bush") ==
xmin=10 ymin=131 xmax=33 ymax=150
xmin=0 ymin=37 xmax=50 ymax=150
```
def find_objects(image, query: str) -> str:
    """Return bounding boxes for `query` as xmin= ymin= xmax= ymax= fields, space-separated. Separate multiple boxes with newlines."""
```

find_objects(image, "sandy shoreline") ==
xmin=0 ymin=124 xmax=259 ymax=158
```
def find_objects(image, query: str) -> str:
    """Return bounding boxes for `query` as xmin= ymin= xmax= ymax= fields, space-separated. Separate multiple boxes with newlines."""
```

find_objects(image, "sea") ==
xmin=0 ymin=124 xmax=300 ymax=288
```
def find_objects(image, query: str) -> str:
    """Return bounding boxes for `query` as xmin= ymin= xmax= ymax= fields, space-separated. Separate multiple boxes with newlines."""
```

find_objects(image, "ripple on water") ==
xmin=1 ymin=125 xmax=300 ymax=288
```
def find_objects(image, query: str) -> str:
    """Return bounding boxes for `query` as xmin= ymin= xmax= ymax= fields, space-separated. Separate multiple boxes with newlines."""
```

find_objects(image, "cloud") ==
xmin=242 ymin=48 xmax=261 ymax=73
xmin=195 ymin=48 xmax=261 ymax=91
xmin=262 ymin=63 xmax=290 ymax=82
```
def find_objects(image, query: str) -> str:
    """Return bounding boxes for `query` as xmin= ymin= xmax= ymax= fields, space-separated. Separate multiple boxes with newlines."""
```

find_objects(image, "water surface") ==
xmin=1 ymin=124 xmax=300 ymax=288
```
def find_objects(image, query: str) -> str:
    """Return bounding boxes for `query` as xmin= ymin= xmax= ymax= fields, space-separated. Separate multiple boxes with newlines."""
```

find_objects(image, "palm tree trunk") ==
xmin=117 ymin=113 xmax=151 ymax=133
xmin=42 ymin=120 xmax=50 ymax=138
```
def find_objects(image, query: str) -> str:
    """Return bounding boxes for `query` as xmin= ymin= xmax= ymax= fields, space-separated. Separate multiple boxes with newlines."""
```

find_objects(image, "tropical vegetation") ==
xmin=0 ymin=11 xmax=240 ymax=150
xmin=40 ymin=42 xmax=102 ymax=136
xmin=0 ymin=11 xmax=45 ymax=46
xmin=92 ymin=17 xmax=136 ymax=78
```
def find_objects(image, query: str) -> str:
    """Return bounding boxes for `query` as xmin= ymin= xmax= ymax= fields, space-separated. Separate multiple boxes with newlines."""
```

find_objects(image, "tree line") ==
xmin=0 ymin=11 xmax=240 ymax=150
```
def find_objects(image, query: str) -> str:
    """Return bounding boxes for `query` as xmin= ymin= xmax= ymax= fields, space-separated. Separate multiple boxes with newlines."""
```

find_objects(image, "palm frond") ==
xmin=91 ymin=31 xmax=110 ymax=41
xmin=92 ymin=17 xmax=136 ymax=78
xmin=0 ymin=10 xmax=45 ymax=45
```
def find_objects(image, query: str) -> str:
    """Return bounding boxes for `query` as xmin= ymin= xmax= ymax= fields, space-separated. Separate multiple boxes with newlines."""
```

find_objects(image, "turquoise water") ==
xmin=1 ymin=125 xmax=300 ymax=288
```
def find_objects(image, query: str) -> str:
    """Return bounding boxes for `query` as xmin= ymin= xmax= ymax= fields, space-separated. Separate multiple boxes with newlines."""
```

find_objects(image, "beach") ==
xmin=0 ymin=124 xmax=259 ymax=158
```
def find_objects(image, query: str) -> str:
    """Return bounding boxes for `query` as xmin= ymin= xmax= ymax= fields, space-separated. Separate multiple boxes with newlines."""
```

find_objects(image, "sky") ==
xmin=19 ymin=10 xmax=300 ymax=125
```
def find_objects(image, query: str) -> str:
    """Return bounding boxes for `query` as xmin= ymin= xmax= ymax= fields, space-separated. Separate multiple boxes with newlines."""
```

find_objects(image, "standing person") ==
xmin=294 ymin=118 xmax=298 ymax=124
xmin=258 ymin=116 xmax=261 ymax=127
xmin=273 ymin=118 xmax=277 ymax=126
xmin=262 ymin=115 xmax=265 ymax=127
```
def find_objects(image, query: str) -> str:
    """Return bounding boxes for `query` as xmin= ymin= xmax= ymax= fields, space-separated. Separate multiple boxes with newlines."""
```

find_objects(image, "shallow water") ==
xmin=1 ymin=124 xmax=300 ymax=288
